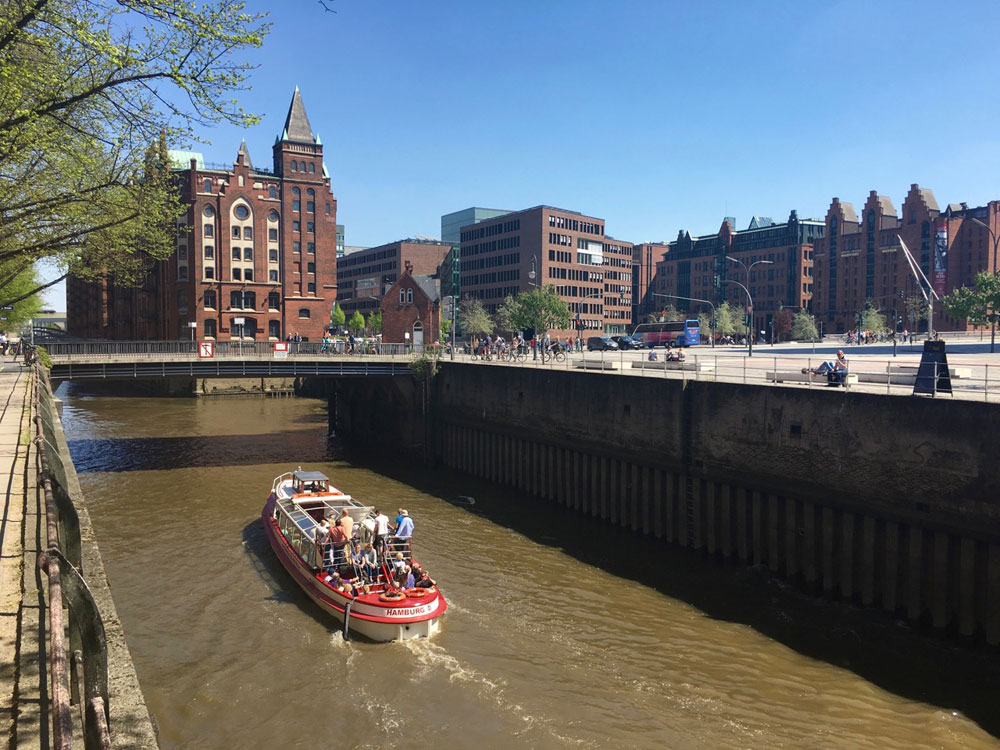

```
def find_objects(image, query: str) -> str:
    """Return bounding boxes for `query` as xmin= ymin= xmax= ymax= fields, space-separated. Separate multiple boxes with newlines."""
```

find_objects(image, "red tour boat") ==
xmin=262 ymin=469 xmax=446 ymax=641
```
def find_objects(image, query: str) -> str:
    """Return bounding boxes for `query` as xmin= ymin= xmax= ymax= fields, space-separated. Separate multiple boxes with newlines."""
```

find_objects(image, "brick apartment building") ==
xmin=811 ymin=184 xmax=1000 ymax=334
xmin=458 ymin=205 xmax=633 ymax=339
xmin=381 ymin=264 xmax=442 ymax=348
xmin=644 ymin=211 xmax=822 ymax=337
xmin=67 ymin=89 xmax=338 ymax=341
xmin=335 ymin=238 xmax=452 ymax=320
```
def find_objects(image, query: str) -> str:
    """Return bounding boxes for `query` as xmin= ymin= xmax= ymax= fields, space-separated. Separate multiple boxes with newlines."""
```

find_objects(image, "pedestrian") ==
xmin=394 ymin=509 xmax=413 ymax=554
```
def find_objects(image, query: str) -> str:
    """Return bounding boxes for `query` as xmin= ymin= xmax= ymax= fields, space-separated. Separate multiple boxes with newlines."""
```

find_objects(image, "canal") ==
xmin=59 ymin=385 xmax=1000 ymax=749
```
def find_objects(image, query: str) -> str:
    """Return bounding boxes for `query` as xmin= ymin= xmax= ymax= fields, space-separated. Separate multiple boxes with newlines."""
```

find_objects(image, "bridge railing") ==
xmin=43 ymin=340 xmax=419 ymax=359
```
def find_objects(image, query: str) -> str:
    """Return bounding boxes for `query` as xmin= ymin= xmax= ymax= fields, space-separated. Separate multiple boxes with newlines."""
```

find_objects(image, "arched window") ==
xmin=230 ymin=291 xmax=242 ymax=308
xmin=268 ymin=292 xmax=280 ymax=309
xmin=406 ymin=288 xmax=413 ymax=304
xmin=291 ymin=160 xmax=298 ymax=171
xmin=244 ymin=291 xmax=256 ymax=309
xmin=292 ymin=187 xmax=300 ymax=196
xmin=268 ymin=320 xmax=280 ymax=339
xmin=244 ymin=318 xmax=258 ymax=339
xmin=308 ymin=162 xmax=315 ymax=173
xmin=204 ymin=290 xmax=216 ymax=308
xmin=203 ymin=179 xmax=212 ymax=193
xmin=204 ymin=318 xmax=217 ymax=338
xmin=399 ymin=289 xmax=405 ymax=304
xmin=298 ymin=307 xmax=311 ymax=319
xmin=306 ymin=188 xmax=315 ymax=197
xmin=269 ymin=186 xmax=277 ymax=199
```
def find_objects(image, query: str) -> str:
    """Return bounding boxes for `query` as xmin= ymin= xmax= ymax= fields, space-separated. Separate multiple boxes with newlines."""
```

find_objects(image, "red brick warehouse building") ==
xmin=68 ymin=89 xmax=338 ymax=342
xmin=810 ymin=184 xmax=1000 ymax=334
xmin=642 ymin=212 xmax=822 ymax=338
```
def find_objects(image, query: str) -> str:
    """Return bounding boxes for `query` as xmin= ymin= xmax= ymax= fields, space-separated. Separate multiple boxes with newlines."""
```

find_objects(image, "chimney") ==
xmin=404 ymin=261 xmax=413 ymax=275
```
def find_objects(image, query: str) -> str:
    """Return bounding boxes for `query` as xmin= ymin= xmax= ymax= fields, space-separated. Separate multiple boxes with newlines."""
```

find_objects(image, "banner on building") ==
xmin=933 ymin=218 xmax=948 ymax=298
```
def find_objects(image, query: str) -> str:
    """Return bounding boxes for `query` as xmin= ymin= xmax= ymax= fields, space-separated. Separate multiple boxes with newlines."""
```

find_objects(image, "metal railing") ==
xmin=34 ymin=366 xmax=112 ymax=749
xmin=43 ymin=340 xmax=419 ymax=360
xmin=444 ymin=346 xmax=1000 ymax=401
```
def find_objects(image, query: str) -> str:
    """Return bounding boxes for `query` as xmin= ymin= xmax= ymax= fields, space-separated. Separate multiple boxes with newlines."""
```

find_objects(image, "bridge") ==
xmin=43 ymin=341 xmax=416 ymax=379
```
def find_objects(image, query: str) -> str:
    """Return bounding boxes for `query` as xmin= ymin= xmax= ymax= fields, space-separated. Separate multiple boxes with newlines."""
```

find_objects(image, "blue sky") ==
xmin=44 ymin=0 xmax=1000 ymax=306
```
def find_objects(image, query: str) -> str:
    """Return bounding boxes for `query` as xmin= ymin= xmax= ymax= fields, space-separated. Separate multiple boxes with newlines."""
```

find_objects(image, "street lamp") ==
xmin=726 ymin=256 xmax=773 ymax=354
xmin=722 ymin=279 xmax=756 ymax=356
xmin=969 ymin=216 xmax=1000 ymax=353
xmin=652 ymin=293 xmax=715 ymax=348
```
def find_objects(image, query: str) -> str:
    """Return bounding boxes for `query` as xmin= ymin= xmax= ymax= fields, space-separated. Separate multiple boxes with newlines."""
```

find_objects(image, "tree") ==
xmin=943 ymin=272 xmax=1000 ymax=351
xmin=366 ymin=309 xmax=382 ymax=334
xmin=859 ymin=304 xmax=887 ymax=334
xmin=713 ymin=302 xmax=741 ymax=336
xmin=512 ymin=285 xmax=570 ymax=336
xmin=773 ymin=308 xmax=795 ymax=342
xmin=330 ymin=302 xmax=346 ymax=331
xmin=459 ymin=297 xmax=493 ymax=337
xmin=494 ymin=294 xmax=519 ymax=335
xmin=652 ymin=304 xmax=682 ymax=322
xmin=790 ymin=310 xmax=818 ymax=341
xmin=697 ymin=311 xmax=713 ymax=341
xmin=347 ymin=310 xmax=365 ymax=334
xmin=439 ymin=319 xmax=451 ymax=345
xmin=0 ymin=262 xmax=43 ymax=328
xmin=903 ymin=293 xmax=930 ymax=332
xmin=0 ymin=0 xmax=270 ymax=305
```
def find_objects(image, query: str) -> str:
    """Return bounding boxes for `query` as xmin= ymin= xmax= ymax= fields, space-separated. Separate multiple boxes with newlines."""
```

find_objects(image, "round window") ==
xmin=234 ymin=204 xmax=250 ymax=220
xmin=203 ymin=205 xmax=214 ymax=218
xmin=292 ymin=187 xmax=300 ymax=196
xmin=268 ymin=210 xmax=279 ymax=222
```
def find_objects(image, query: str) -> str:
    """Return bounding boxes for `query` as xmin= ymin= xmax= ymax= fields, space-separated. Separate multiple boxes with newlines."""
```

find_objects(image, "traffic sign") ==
xmin=198 ymin=341 xmax=215 ymax=358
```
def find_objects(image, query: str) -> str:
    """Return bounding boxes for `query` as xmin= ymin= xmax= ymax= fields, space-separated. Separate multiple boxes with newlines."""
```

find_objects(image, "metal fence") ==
xmin=442 ymin=347 xmax=1000 ymax=401
xmin=34 ymin=366 xmax=111 ymax=749
xmin=43 ymin=340 xmax=416 ymax=359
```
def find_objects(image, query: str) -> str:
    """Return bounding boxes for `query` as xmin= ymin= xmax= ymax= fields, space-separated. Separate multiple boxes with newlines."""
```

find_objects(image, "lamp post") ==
xmin=722 ymin=279 xmax=755 ymax=356
xmin=576 ymin=289 xmax=603 ymax=348
xmin=726 ymin=256 xmax=772 ymax=353
xmin=652 ymin=293 xmax=715 ymax=348
xmin=969 ymin=216 xmax=1000 ymax=353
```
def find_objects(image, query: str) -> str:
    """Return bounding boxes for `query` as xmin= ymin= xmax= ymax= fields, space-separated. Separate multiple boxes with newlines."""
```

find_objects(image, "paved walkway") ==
xmin=0 ymin=362 xmax=43 ymax=749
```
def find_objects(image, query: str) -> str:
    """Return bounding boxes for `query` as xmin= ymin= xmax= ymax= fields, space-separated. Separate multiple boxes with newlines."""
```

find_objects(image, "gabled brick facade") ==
xmin=381 ymin=268 xmax=441 ymax=348
xmin=67 ymin=89 xmax=338 ymax=342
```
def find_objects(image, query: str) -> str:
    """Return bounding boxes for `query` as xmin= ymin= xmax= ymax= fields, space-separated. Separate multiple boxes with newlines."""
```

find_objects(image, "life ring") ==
xmin=379 ymin=591 xmax=406 ymax=603
xmin=405 ymin=588 xmax=428 ymax=599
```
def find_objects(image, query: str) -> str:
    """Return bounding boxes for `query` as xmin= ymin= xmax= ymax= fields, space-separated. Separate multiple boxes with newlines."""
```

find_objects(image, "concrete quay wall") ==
xmin=424 ymin=364 xmax=1000 ymax=643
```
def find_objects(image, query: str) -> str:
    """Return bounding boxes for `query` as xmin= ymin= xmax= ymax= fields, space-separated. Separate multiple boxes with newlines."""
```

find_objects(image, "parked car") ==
xmin=611 ymin=335 xmax=645 ymax=350
xmin=587 ymin=336 xmax=619 ymax=351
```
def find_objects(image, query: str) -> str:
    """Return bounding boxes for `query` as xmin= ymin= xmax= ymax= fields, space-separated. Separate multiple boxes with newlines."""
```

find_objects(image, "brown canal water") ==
xmin=59 ymin=385 xmax=1000 ymax=750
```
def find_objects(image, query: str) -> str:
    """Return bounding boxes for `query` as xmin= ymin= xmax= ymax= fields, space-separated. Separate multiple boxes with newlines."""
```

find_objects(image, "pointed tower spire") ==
xmin=236 ymin=138 xmax=253 ymax=169
xmin=281 ymin=88 xmax=314 ymax=143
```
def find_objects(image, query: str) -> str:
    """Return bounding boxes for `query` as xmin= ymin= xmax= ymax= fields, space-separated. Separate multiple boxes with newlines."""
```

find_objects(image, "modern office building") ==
xmin=647 ymin=212 xmax=823 ymax=338
xmin=439 ymin=207 xmax=512 ymax=308
xmin=335 ymin=238 xmax=452 ymax=318
xmin=458 ymin=205 xmax=633 ymax=338
xmin=336 ymin=224 xmax=346 ymax=257
xmin=67 ymin=88 xmax=338 ymax=341
xmin=811 ymin=184 xmax=1000 ymax=334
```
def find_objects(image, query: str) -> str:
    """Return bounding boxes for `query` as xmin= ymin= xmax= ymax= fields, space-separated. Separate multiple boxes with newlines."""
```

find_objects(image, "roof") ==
xmin=877 ymin=195 xmax=896 ymax=216
xmin=412 ymin=274 xmax=440 ymax=302
xmin=166 ymin=149 xmax=204 ymax=169
xmin=281 ymin=87 xmax=315 ymax=143
xmin=293 ymin=471 xmax=330 ymax=482
xmin=747 ymin=216 xmax=774 ymax=229
xmin=917 ymin=187 xmax=939 ymax=212
xmin=236 ymin=139 xmax=253 ymax=169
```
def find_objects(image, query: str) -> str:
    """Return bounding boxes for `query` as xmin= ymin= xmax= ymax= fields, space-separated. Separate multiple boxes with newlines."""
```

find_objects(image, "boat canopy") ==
xmin=292 ymin=471 xmax=330 ymax=494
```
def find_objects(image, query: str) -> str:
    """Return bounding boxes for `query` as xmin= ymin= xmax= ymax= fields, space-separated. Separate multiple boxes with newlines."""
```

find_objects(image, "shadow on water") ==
xmin=240 ymin=517 xmax=337 ymax=632
xmin=67 ymin=431 xmax=335 ymax=473
xmin=350 ymin=449 xmax=1000 ymax=739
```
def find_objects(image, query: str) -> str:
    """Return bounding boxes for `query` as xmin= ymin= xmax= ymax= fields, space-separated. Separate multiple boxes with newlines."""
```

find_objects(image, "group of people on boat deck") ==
xmin=313 ymin=506 xmax=425 ymax=594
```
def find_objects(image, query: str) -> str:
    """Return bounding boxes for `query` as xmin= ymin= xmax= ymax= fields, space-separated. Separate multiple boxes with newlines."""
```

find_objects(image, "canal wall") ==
xmin=336 ymin=363 xmax=1000 ymax=644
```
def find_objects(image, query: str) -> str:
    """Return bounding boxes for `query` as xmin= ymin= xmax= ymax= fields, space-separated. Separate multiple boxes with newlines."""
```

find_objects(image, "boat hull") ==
xmin=262 ymin=494 xmax=445 ymax=641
